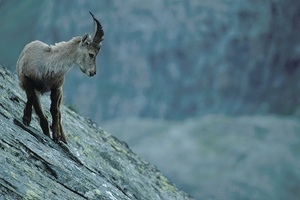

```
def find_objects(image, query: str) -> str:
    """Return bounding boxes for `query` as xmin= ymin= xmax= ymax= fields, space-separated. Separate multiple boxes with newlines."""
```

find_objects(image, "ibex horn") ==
xmin=89 ymin=12 xmax=104 ymax=45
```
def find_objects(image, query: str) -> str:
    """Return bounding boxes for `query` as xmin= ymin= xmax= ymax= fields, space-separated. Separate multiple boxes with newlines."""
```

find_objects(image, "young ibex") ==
xmin=16 ymin=12 xmax=104 ymax=143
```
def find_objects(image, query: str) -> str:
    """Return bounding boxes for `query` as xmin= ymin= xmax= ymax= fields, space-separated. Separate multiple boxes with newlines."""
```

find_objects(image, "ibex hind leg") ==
xmin=23 ymin=96 xmax=33 ymax=126
xmin=33 ymin=90 xmax=50 ymax=137
xmin=22 ymin=76 xmax=50 ymax=137
xmin=22 ymin=77 xmax=34 ymax=126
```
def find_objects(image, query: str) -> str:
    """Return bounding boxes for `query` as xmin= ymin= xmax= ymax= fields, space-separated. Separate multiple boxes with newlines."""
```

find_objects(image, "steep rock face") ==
xmin=0 ymin=66 xmax=193 ymax=200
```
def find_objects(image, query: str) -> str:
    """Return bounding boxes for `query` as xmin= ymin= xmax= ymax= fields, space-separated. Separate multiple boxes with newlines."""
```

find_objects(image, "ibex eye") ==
xmin=89 ymin=53 xmax=94 ymax=58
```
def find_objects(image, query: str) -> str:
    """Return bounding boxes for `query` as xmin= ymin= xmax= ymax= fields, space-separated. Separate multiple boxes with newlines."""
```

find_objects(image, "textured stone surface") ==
xmin=0 ymin=66 xmax=193 ymax=199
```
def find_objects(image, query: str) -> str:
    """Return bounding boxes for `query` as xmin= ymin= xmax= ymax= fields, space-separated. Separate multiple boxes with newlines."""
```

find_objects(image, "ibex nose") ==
xmin=89 ymin=71 xmax=96 ymax=77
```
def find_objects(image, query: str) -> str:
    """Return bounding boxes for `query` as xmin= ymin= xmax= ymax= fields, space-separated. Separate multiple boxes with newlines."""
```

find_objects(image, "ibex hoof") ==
xmin=22 ymin=116 xmax=31 ymax=126
xmin=52 ymin=131 xmax=61 ymax=143
xmin=53 ymin=136 xmax=61 ymax=144
xmin=61 ymin=137 xmax=67 ymax=144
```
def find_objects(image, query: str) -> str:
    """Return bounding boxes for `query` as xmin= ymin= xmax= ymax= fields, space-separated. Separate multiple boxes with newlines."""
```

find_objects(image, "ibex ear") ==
xmin=81 ymin=33 xmax=89 ymax=46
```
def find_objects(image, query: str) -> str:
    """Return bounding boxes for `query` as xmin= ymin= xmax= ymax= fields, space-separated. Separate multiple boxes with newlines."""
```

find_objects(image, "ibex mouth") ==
xmin=88 ymin=71 xmax=96 ymax=77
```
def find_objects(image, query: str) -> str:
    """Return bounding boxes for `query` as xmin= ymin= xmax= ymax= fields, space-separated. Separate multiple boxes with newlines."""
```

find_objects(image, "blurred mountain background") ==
xmin=1 ymin=0 xmax=300 ymax=199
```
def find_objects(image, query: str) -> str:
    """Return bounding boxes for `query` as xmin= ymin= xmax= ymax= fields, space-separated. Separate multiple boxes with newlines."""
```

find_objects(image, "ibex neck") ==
xmin=49 ymin=37 xmax=81 ymax=75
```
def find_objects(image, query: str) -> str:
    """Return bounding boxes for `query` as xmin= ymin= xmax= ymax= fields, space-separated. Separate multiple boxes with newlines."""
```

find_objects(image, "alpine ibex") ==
xmin=16 ymin=12 xmax=104 ymax=143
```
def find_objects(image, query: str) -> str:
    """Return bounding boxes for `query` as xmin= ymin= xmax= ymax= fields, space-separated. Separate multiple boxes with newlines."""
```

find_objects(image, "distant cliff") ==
xmin=1 ymin=0 xmax=300 ymax=122
xmin=0 ymin=66 xmax=193 ymax=199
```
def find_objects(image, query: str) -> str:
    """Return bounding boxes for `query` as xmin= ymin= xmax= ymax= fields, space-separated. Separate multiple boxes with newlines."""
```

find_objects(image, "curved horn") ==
xmin=89 ymin=12 xmax=104 ymax=45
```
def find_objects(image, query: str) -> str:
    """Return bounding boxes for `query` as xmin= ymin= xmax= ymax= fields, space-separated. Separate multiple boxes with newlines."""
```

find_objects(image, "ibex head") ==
xmin=78 ymin=12 xmax=104 ymax=77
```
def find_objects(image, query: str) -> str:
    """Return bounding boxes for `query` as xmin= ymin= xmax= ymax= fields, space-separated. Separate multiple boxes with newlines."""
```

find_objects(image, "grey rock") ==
xmin=0 ymin=65 xmax=193 ymax=200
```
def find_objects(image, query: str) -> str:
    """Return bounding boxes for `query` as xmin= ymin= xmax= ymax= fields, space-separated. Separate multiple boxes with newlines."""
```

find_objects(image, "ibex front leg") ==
xmin=50 ymin=87 xmax=67 ymax=143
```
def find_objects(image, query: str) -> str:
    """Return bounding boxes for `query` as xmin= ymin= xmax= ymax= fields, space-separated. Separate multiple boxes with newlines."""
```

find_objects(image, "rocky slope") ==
xmin=0 ymin=66 xmax=193 ymax=199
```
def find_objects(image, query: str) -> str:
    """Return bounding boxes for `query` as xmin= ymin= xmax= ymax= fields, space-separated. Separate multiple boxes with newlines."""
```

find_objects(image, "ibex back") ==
xmin=16 ymin=12 xmax=104 ymax=143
